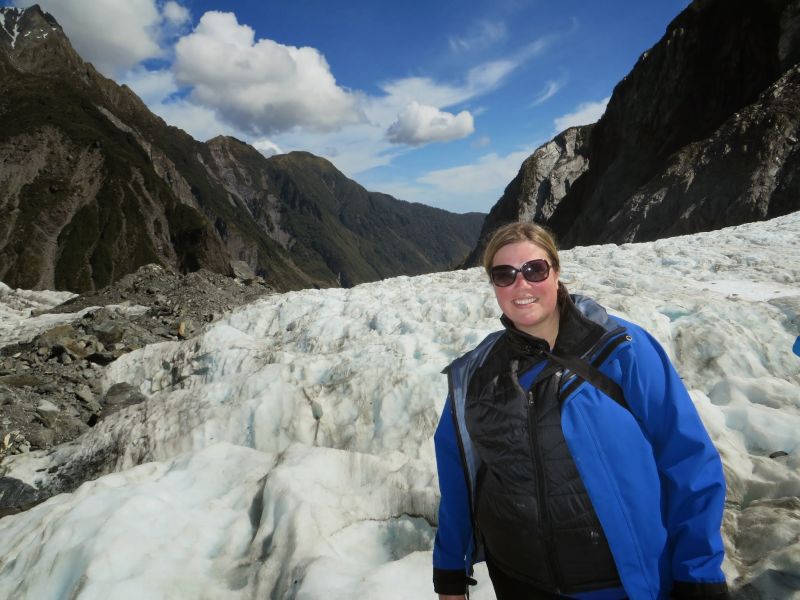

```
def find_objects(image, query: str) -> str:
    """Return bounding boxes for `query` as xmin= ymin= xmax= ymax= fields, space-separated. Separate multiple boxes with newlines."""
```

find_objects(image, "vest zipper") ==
xmin=527 ymin=381 xmax=562 ymax=593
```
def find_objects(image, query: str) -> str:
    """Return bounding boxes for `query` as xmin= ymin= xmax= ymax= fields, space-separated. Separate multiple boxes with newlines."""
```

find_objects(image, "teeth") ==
xmin=513 ymin=297 xmax=537 ymax=305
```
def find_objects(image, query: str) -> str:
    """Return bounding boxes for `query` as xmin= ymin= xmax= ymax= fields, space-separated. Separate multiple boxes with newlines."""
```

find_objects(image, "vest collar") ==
xmin=500 ymin=294 xmax=610 ymax=359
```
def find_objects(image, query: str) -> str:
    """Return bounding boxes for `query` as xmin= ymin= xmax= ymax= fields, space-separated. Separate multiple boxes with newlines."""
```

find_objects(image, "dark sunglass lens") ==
xmin=522 ymin=259 xmax=549 ymax=282
xmin=491 ymin=266 xmax=517 ymax=287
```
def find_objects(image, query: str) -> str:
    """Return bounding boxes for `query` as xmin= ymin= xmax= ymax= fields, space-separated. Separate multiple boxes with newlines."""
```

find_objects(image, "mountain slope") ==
xmin=205 ymin=139 xmax=484 ymax=287
xmin=466 ymin=0 xmax=800 ymax=263
xmin=0 ymin=5 xmax=483 ymax=293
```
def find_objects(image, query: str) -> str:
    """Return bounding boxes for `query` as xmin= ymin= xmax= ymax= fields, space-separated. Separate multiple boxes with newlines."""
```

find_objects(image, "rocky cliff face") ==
xmin=469 ymin=0 xmax=800 ymax=260
xmin=0 ymin=6 xmax=483 ymax=293
xmin=463 ymin=125 xmax=593 ymax=266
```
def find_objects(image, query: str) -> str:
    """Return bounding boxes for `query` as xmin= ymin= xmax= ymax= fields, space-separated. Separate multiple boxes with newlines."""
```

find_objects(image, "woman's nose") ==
xmin=510 ymin=271 xmax=530 ymax=287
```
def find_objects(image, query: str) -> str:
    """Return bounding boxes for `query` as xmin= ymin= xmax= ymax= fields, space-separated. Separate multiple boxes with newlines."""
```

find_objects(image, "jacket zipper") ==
xmin=527 ymin=374 xmax=562 ymax=593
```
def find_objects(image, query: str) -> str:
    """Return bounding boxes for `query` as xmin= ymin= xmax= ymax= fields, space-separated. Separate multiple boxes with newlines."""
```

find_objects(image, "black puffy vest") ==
xmin=464 ymin=302 xmax=623 ymax=594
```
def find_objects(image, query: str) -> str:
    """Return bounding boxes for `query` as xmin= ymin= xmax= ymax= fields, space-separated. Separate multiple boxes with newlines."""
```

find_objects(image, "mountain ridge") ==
xmin=465 ymin=0 xmax=800 ymax=264
xmin=0 ymin=5 xmax=484 ymax=293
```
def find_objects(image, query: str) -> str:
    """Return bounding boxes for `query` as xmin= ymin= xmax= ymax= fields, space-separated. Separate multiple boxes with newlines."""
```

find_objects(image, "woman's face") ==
xmin=491 ymin=241 xmax=560 ymax=339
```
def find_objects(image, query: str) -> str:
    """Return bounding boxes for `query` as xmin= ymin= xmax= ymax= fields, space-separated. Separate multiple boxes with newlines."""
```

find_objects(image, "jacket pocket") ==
xmin=552 ymin=526 xmax=621 ymax=590
xmin=476 ymin=489 xmax=552 ymax=587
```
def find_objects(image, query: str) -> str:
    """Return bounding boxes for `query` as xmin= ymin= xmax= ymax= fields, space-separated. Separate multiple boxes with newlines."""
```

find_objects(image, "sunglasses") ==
xmin=490 ymin=258 xmax=551 ymax=287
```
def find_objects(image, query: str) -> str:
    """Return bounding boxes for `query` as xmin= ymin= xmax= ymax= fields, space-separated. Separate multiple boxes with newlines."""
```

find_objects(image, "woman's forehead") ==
xmin=492 ymin=241 xmax=549 ymax=263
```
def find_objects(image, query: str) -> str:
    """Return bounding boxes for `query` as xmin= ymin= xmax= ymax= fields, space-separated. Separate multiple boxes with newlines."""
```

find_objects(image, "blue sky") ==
xmin=11 ymin=0 xmax=691 ymax=213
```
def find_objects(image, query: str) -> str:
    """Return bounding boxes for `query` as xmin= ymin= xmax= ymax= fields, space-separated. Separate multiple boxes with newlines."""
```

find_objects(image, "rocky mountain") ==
xmin=205 ymin=138 xmax=485 ymax=287
xmin=466 ymin=0 xmax=800 ymax=263
xmin=0 ymin=6 xmax=484 ymax=293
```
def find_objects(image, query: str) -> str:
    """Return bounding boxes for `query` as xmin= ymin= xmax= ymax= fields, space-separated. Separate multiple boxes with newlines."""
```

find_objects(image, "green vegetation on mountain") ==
xmin=0 ymin=6 xmax=484 ymax=293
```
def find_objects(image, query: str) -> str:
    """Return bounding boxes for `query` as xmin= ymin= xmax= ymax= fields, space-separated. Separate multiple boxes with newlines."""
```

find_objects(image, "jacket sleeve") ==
xmin=622 ymin=326 xmax=729 ymax=597
xmin=432 ymin=395 xmax=474 ymax=595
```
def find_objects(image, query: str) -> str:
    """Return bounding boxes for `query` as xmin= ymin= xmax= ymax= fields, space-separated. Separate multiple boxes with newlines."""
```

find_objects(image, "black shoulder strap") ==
xmin=541 ymin=349 xmax=629 ymax=411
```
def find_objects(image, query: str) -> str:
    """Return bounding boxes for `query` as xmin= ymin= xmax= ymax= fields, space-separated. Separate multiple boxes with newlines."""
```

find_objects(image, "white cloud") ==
xmin=120 ymin=68 xmax=251 ymax=144
xmin=513 ymin=34 xmax=559 ymax=65
xmin=261 ymin=30 xmax=558 ymax=190
xmin=121 ymin=67 xmax=178 ymax=106
xmin=386 ymin=102 xmax=474 ymax=146
xmin=120 ymin=69 xmax=238 ymax=145
xmin=366 ymin=148 xmax=535 ymax=213
xmin=267 ymin=122 xmax=406 ymax=176
xmin=172 ymin=11 xmax=363 ymax=135
xmin=264 ymin=41 xmax=543 ymax=172
xmin=371 ymin=77 xmax=474 ymax=128
xmin=472 ymin=135 xmax=491 ymax=148
xmin=449 ymin=20 xmax=507 ymax=53
xmin=358 ymin=57 xmax=518 ymax=153
xmin=530 ymin=79 xmax=565 ymax=107
xmin=418 ymin=149 xmax=533 ymax=195
xmin=17 ymin=0 xmax=188 ymax=76
xmin=149 ymin=97 xmax=241 ymax=142
xmin=364 ymin=26 xmax=556 ymax=134
xmin=270 ymin=44 xmax=537 ymax=176
xmin=252 ymin=139 xmax=283 ymax=158
xmin=465 ymin=59 xmax=517 ymax=92
xmin=553 ymin=96 xmax=610 ymax=132
xmin=163 ymin=1 xmax=190 ymax=26
xmin=374 ymin=40 xmax=544 ymax=118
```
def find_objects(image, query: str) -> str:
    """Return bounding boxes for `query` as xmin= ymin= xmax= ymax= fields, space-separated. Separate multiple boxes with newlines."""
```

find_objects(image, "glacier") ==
xmin=1 ymin=212 xmax=799 ymax=599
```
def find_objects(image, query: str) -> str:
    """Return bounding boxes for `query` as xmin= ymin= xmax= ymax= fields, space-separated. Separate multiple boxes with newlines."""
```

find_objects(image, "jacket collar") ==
xmin=500 ymin=294 xmax=611 ymax=358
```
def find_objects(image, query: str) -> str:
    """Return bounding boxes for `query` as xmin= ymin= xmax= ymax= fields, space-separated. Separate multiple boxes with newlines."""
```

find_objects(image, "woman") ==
xmin=432 ymin=223 xmax=729 ymax=600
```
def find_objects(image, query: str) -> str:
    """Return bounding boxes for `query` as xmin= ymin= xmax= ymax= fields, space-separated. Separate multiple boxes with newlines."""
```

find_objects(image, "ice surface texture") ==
xmin=1 ymin=213 xmax=799 ymax=599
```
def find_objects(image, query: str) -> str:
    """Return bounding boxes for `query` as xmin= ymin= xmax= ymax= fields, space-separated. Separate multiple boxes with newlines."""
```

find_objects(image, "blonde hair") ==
xmin=482 ymin=222 xmax=569 ymax=303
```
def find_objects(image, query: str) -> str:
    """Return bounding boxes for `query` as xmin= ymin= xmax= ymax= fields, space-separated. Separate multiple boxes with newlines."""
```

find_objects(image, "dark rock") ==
xmin=85 ymin=352 xmax=116 ymax=366
xmin=0 ymin=389 xmax=12 ymax=405
xmin=74 ymin=385 xmax=96 ymax=405
xmin=231 ymin=259 xmax=257 ymax=282
xmin=466 ymin=0 xmax=800 ymax=262
xmin=0 ymin=374 xmax=42 ymax=388
xmin=90 ymin=320 xmax=126 ymax=346
xmin=26 ymin=427 xmax=55 ymax=448
xmin=35 ymin=324 xmax=77 ymax=348
xmin=101 ymin=383 xmax=146 ymax=420
xmin=0 ymin=476 xmax=46 ymax=518
xmin=60 ymin=339 xmax=90 ymax=359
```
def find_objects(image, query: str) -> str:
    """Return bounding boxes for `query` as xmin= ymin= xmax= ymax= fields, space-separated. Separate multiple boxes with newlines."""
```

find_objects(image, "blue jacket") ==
xmin=433 ymin=296 xmax=727 ymax=599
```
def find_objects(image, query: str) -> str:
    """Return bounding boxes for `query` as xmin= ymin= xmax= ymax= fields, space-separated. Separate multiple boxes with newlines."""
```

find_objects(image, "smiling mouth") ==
xmin=512 ymin=297 xmax=538 ymax=306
